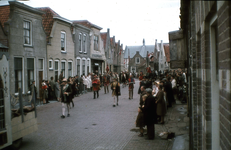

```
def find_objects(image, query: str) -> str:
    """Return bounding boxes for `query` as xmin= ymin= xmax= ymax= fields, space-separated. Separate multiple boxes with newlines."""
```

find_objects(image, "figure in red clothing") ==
xmin=139 ymin=71 xmax=144 ymax=81
xmin=146 ymin=65 xmax=151 ymax=78
xmin=92 ymin=75 xmax=100 ymax=99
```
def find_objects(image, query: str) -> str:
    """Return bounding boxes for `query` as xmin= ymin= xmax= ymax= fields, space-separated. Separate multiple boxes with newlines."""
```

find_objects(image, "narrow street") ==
xmin=18 ymin=81 xmax=188 ymax=150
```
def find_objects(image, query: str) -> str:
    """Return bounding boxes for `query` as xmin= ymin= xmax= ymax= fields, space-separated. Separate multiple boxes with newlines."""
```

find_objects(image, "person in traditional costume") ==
xmin=103 ymin=72 xmax=110 ymax=94
xmin=111 ymin=77 xmax=121 ymax=107
xmin=60 ymin=78 xmax=72 ymax=118
xmin=92 ymin=75 xmax=100 ymax=99
xmin=128 ymin=75 xmax=135 ymax=99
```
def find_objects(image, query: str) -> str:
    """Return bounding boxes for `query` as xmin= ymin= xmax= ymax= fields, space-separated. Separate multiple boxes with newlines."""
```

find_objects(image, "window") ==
xmin=27 ymin=58 xmax=34 ymax=89
xmin=49 ymin=59 xmax=53 ymax=69
xmin=83 ymin=34 xmax=86 ymax=53
xmin=82 ymin=60 xmax=85 ymax=75
xmin=136 ymin=57 xmax=140 ymax=64
xmin=54 ymin=61 xmax=59 ymax=81
xmin=68 ymin=62 xmax=72 ymax=77
xmin=38 ymin=59 xmax=43 ymax=69
xmin=14 ymin=58 xmax=23 ymax=93
xmin=87 ymin=60 xmax=90 ymax=75
xmin=79 ymin=33 xmax=82 ymax=52
xmin=0 ymin=76 xmax=5 ymax=131
xmin=61 ymin=61 xmax=65 ymax=77
xmin=61 ymin=31 xmax=66 ymax=51
xmin=77 ymin=59 xmax=80 ymax=76
xmin=94 ymin=35 xmax=98 ymax=50
xmin=24 ymin=20 xmax=32 ymax=45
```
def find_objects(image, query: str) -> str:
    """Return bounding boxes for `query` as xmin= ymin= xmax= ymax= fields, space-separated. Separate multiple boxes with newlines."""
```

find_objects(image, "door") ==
xmin=39 ymin=71 xmax=43 ymax=101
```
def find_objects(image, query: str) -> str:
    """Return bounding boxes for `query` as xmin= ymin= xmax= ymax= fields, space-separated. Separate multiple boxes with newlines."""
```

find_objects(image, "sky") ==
xmin=3 ymin=0 xmax=181 ymax=46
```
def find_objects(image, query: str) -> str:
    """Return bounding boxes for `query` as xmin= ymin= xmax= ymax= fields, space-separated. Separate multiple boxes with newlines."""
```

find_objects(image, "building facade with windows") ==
xmin=124 ymin=39 xmax=155 ymax=74
xmin=179 ymin=1 xmax=231 ymax=150
xmin=39 ymin=7 xmax=75 ymax=81
xmin=0 ymin=1 xmax=47 ymax=96
xmin=74 ymin=20 xmax=106 ymax=75
xmin=100 ymin=29 xmax=113 ymax=73
xmin=72 ymin=21 xmax=91 ymax=76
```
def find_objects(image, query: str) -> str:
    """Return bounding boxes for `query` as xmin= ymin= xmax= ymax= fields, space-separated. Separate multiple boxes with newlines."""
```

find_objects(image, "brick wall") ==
xmin=218 ymin=2 xmax=231 ymax=150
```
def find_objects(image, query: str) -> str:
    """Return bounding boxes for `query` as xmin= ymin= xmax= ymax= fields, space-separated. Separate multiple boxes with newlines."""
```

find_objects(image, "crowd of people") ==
xmin=135 ymin=68 xmax=187 ymax=140
xmin=36 ymin=68 xmax=187 ymax=139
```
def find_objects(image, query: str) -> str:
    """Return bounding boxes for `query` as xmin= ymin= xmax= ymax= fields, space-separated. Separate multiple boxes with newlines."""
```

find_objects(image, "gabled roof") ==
xmin=124 ymin=45 xmax=155 ymax=59
xmin=72 ymin=20 xmax=102 ymax=30
xmin=100 ymin=32 xmax=107 ymax=49
xmin=164 ymin=44 xmax=170 ymax=62
xmin=37 ymin=7 xmax=61 ymax=42
xmin=0 ymin=5 xmax=10 ymax=28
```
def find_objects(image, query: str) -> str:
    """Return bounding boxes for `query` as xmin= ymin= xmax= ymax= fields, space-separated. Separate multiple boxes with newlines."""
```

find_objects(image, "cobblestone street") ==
xmin=18 ymin=81 xmax=188 ymax=150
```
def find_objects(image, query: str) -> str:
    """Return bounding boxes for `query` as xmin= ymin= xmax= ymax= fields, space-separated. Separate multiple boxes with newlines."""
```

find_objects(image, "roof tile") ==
xmin=0 ymin=5 xmax=10 ymax=28
xmin=37 ymin=7 xmax=61 ymax=43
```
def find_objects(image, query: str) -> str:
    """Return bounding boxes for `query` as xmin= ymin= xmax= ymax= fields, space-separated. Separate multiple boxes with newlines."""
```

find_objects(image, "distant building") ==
xmin=124 ymin=39 xmax=168 ymax=74
xmin=101 ymin=29 xmax=113 ymax=73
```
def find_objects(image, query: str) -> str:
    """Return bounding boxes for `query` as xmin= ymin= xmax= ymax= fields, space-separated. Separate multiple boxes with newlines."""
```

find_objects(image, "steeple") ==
xmin=143 ymin=39 xmax=145 ymax=46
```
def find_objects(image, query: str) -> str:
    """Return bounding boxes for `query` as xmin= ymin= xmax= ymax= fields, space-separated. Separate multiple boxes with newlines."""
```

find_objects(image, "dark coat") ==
xmin=136 ymin=91 xmax=146 ymax=128
xmin=165 ymin=81 xmax=174 ymax=106
xmin=138 ymin=81 xmax=147 ymax=94
xmin=156 ymin=90 xmax=167 ymax=116
xmin=60 ymin=84 xmax=72 ymax=103
xmin=142 ymin=95 xmax=157 ymax=125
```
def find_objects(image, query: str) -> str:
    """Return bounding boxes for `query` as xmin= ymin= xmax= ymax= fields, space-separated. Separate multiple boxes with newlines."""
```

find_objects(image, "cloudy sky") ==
xmin=11 ymin=0 xmax=180 ymax=46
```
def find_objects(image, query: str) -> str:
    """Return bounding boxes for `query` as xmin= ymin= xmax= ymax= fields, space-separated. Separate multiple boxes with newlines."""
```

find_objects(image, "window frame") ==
xmin=76 ymin=58 xmax=81 ymax=76
xmin=61 ymin=60 xmax=66 ymax=78
xmin=14 ymin=57 xmax=24 ymax=94
xmin=68 ymin=61 xmax=73 ymax=77
xmin=61 ymin=31 xmax=66 ymax=52
xmin=27 ymin=58 xmax=35 ymax=91
xmin=79 ymin=33 xmax=82 ymax=52
xmin=83 ymin=34 xmax=87 ymax=53
xmin=135 ymin=57 xmax=140 ymax=64
xmin=23 ymin=20 xmax=32 ymax=46
xmin=82 ymin=58 xmax=86 ymax=76
xmin=49 ymin=59 xmax=53 ymax=70
xmin=54 ymin=60 xmax=59 ymax=82
xmin=94 ymin=35 xmax=99 ymax=50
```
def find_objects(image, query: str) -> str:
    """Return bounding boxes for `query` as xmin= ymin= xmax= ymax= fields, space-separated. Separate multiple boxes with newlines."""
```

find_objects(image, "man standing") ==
xmin=29 ymin=80 xmax=37 ymax=108
xmin=103 ymin=72 xmax=110 ymax=94
xmin=59 ymin=71 xmax=64 ymax=83
xmin=142 ymin=88 xmax=157 ymax=140
xmin=92 ymin=75 xmax=100 ymax=99
xmin=128 ymin=75 xmax=135 ymax=99
xmin=49 ymin=76 xmax=55 ymax=100
xmin=60 ymin=78 xmax=72 ymax=118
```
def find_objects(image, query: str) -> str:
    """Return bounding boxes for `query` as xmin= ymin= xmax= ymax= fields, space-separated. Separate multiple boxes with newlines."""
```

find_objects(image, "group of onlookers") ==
xmin=135 ymin=69 xmax=187 ymax=140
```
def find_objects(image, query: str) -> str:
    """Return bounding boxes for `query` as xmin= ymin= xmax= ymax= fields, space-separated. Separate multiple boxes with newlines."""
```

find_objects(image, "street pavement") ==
xmin=17 ymin=80 xmax=189 ymax=150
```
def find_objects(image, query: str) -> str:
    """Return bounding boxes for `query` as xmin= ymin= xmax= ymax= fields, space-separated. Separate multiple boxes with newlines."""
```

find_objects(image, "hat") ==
xmin=145 ymin=88 xmax=152 ymax=94
xmin=62 ymin=78 xmax=67 ymax=82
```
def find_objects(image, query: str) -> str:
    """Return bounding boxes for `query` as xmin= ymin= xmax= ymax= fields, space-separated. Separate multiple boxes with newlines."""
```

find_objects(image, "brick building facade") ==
xmin=180 ymin=1 xmax=231 ymax=150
